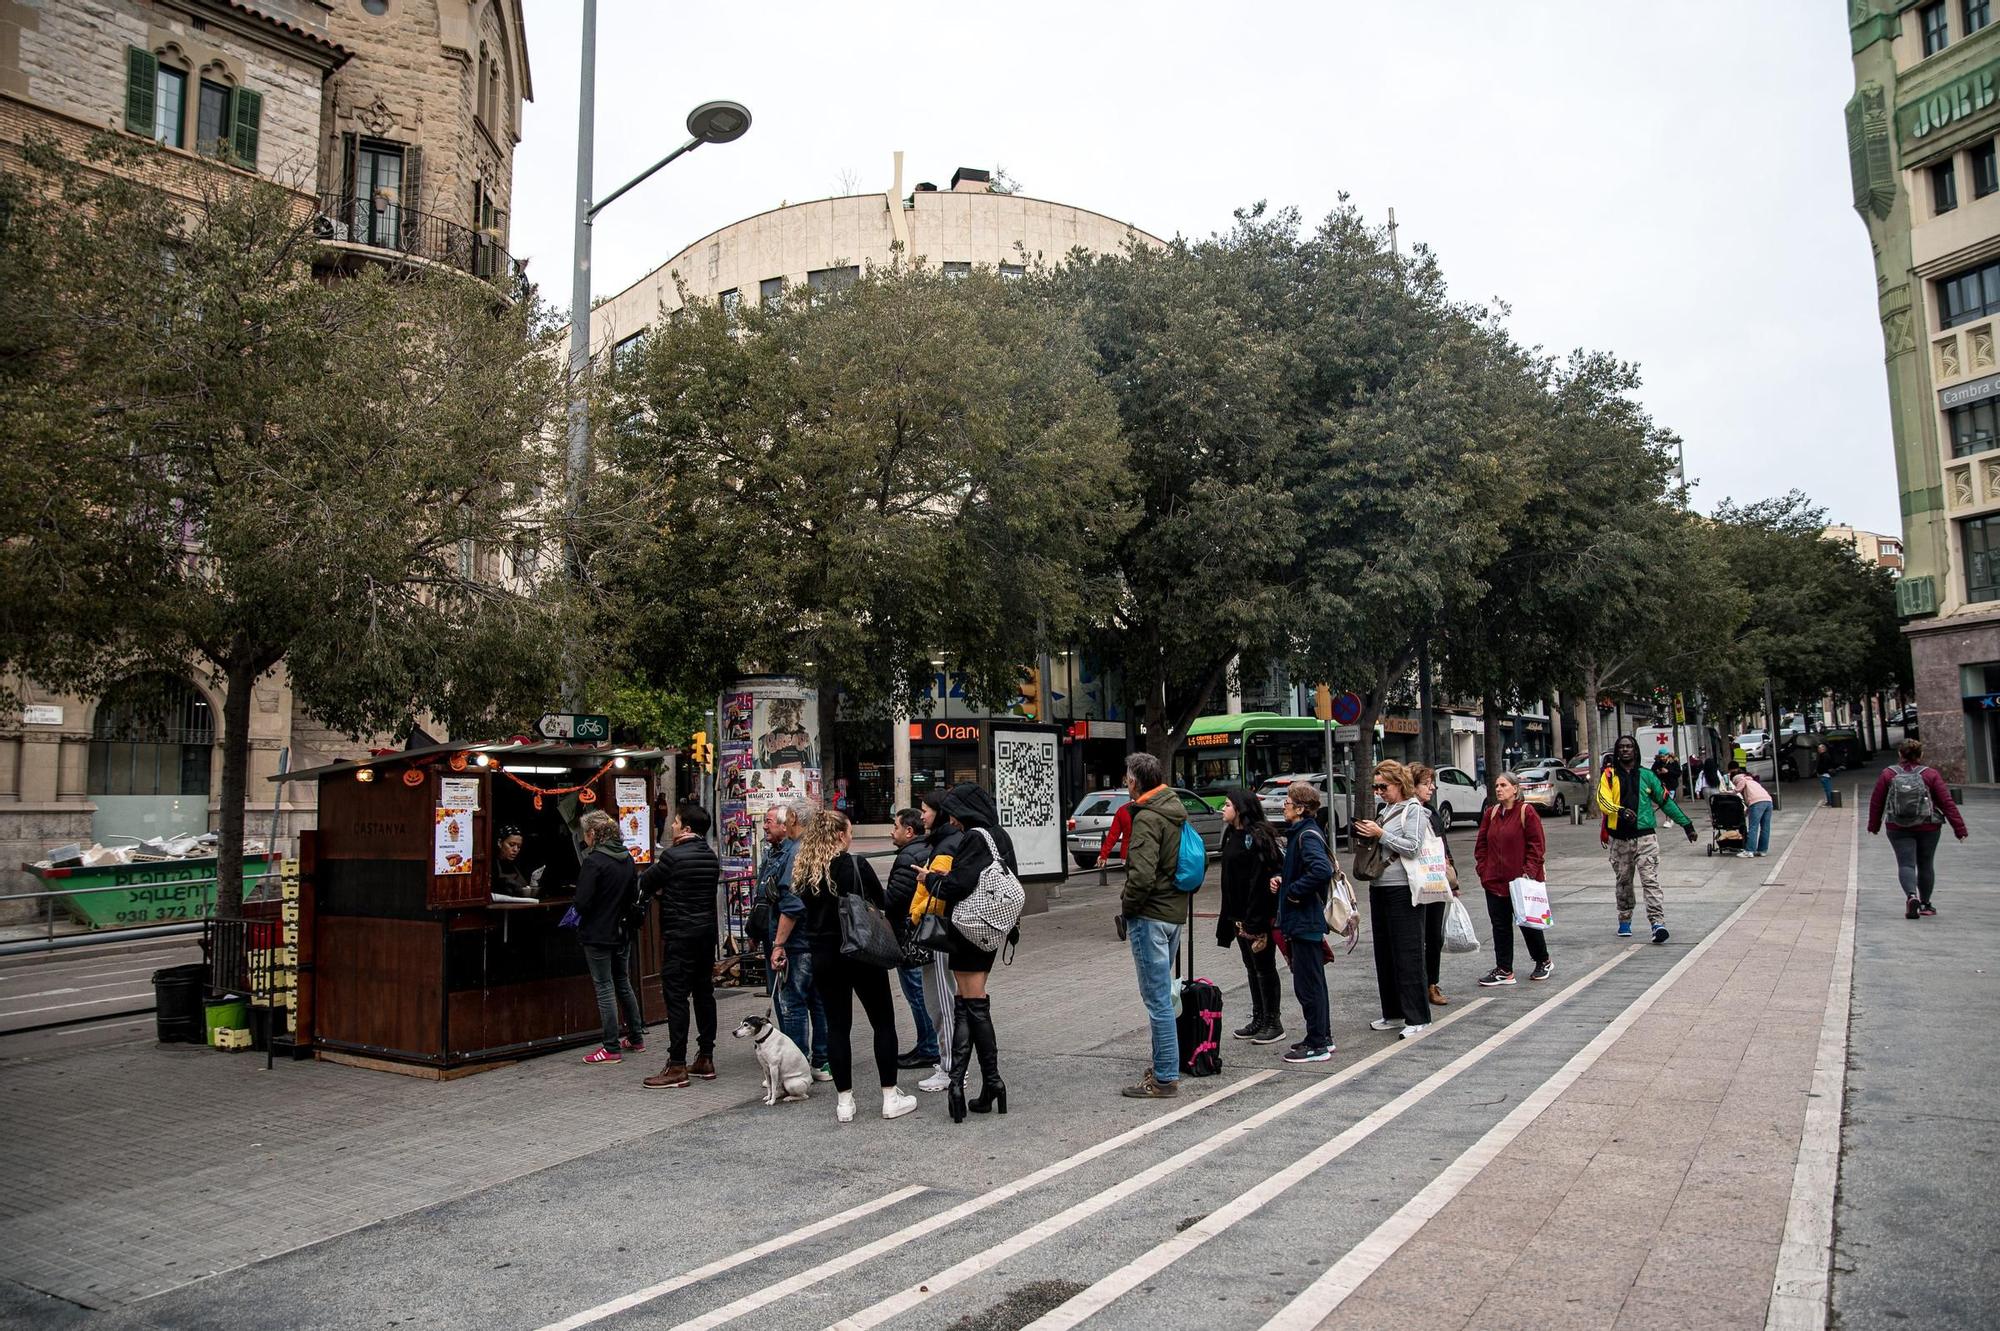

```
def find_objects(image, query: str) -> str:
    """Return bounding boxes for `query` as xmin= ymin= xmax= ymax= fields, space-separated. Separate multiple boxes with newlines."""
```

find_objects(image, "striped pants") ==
xmin=925 ymin=951 xmax=958 ymax=1072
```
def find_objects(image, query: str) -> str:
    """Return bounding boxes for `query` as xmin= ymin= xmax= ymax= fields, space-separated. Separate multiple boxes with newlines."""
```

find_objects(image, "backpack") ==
xmin=1173 ymin=821 xmax=1206 ymax=893
xmin=1176 ymin=975 xmax=1223 ymax=1077
xmin=949 ymin=828 xmax=1026 ymax=952
xmin=1885 ymin=766 xmax=1936 ymax=825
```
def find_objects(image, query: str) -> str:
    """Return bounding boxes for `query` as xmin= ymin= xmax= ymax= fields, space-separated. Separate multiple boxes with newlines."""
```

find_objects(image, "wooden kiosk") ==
xmin=285 ymin=741 xmax=666 ymax=1074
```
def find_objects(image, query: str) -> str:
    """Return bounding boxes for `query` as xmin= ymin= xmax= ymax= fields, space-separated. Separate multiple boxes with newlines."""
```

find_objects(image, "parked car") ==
xmin=1433 ymin=766 xmax=1487 ymax=825
xmin=1064 ymin=786 xmax=1223 ymax=870
xmin=1735 ymin=730 xmax=1771 ymax=760
xmin=1255 ymin=773 xmax=1352 ymax=841
xmin=1517 ymin=765 xmax=1591 ymax=815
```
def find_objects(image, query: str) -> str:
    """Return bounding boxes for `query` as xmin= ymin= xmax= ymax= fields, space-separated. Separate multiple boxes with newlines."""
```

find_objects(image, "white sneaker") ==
xmin=1400 ymin=1023 xmax=1430 ymax=1040
xmin=918 ymin=1066 xmax=950 ymax=1093
xmin=1737 ymin=851 xmax=1755 ymax=859
xmin=835 ymin=1091 xmax=856 ymax=1124
xmin=1369 ymin=1017 xmax=1403 ymax=1032
xmin=882 ymin=1087 xmax=918 ymax=1120
xmin=812 ymin=1064 xmax=834 ymax=1082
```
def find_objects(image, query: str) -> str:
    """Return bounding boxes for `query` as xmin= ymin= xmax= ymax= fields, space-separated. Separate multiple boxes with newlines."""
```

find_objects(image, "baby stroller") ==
xmin=1706 ymin=791 xmax=1746 ymax=857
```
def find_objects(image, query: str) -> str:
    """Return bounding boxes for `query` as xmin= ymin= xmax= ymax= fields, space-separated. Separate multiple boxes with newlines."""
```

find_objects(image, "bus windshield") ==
xmin=1173 ymin=744 xmax=1241 ymax=797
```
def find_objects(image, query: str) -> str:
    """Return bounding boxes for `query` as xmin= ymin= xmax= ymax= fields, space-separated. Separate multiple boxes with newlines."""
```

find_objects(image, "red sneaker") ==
xmin=620 ymin=1036 xmax=646 ymax=1052
xmin=583 ymin=1047 xmax=622 ymax=1065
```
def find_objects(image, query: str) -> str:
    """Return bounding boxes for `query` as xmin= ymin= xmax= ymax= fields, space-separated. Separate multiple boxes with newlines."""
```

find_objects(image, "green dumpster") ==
xmin=22 ymin=854 xmax=280 ymax=929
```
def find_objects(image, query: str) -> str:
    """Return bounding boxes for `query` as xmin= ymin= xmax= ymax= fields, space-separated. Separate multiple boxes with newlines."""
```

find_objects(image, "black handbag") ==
xmin=913 ymin=907 xmax=954 ymax=954
xmin=837 ymin=856 xmax=904 ymax=969
xmin=1351 ymin=835 xmax=1386 ymax=882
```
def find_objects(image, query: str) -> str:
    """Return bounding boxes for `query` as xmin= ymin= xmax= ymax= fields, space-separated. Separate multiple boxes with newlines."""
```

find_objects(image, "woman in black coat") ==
xmin=1217 ymin=788 xmax=1285 ymax=1045
xmin=918 ymin=783 xmax=1017 ymax=1122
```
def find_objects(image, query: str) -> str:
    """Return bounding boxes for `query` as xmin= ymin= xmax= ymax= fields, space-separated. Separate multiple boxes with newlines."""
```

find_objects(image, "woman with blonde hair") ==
xmin=1353 ymin=760 xmax=1433 ymax=1038
xmin=789 ymin=810 xmax=919 ymax=1123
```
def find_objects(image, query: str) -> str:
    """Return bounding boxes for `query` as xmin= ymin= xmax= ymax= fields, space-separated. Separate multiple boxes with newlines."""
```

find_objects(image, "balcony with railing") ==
xmin=314 ymin=193 xmax=523 ymax=290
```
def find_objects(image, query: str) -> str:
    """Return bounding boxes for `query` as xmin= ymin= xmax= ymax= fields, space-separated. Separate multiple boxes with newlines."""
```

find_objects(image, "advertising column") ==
xmin=717 ymin=677 xmax=821 ymax=957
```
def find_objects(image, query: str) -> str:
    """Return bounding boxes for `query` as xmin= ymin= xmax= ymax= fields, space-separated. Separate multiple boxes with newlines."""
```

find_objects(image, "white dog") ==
xmin=734 ymin=1013 xmax=813 ymax=1105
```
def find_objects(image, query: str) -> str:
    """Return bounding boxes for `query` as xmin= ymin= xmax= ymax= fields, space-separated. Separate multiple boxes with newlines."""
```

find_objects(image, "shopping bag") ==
xmin=1442 ymin=895 xmax=1480 ymax=953
xmin=1409 ymin=825 xmax=1453 ymax=907
xmin=1509 ymin=876 xmax=1553 ymax=930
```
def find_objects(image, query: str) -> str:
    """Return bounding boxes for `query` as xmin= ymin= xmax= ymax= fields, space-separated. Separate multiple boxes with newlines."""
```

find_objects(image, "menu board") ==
xmin=433 ymin=808 xmax=473 ymax=875
xmin=614 ymin=777 xmax=651 ymax=864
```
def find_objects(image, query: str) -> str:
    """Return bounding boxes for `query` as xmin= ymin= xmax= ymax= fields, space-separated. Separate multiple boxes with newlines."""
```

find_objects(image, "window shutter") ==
xmin=230 ymin=87 xmax=262 ymax=168
xmin=125 ymin=47 xmax=158 ymax=137
xmin=401 ymin=145 xmax=423 ymax=246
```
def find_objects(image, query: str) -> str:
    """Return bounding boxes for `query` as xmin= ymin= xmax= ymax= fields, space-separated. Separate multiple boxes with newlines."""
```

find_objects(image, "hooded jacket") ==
xmin=574 ymin=836 xmax=637 ymax=946
xmin=934 ymin=783 xmax=1018 ymax=906
xmin=1123 ymin=783 xmax=1189 ymax=924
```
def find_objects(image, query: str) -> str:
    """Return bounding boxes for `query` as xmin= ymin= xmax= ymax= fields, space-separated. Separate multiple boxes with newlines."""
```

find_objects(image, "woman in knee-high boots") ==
xmin=915 ymin=782 xmax=1016 ymax=1122
xmin=1218 ymin=789 xmax=1285 ymax=1044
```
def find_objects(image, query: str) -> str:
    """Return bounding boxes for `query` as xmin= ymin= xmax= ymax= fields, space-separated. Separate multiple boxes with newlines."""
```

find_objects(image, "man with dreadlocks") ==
xmin=1596 ymin=734 xmax=1696 ymax=944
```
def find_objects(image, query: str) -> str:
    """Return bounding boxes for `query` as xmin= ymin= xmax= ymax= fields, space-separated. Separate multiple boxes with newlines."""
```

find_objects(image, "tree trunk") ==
xmin=1582 ymin=660 xmax=1605 ymax=786
xmin=1549 ymin=692 xmax=1566 ymax=763
xmin=215 ymin=654 xmax=259 ymax=918
xmin=1481 ymin=686 xmax=1506 ymax=797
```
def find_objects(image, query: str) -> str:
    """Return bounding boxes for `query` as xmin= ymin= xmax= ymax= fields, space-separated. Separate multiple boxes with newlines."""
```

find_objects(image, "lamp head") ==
xmin=687 ymin=100 xmax=751 ymax=145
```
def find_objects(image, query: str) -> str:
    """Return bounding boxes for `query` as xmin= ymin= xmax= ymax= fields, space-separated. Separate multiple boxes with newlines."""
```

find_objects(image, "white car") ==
xmin=1735 ymin=730 xmax=1771 ymax=760
xmin=1432 ymin=766 xmax=1486 ymax=825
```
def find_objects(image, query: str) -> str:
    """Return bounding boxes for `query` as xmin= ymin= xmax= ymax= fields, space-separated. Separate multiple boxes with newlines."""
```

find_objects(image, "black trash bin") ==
xmin=152 ymin=963 xmax=207 ymax=1044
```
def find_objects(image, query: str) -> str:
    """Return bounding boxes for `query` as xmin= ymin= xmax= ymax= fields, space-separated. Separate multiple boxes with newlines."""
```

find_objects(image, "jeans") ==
xmin=772 ymin=944 xmax=829 ymax=1066
xmin=1484 ymin=889 xmax=1549 ymax=974
xmin=1746 ymin=801 xmax=1774 ymax=855
xmin=582 ymin=941 xmax=644 ymax=1053
xmin=1819 ymin=773 xmax=1835 ymax=803
xmin=1887 ymin=826 xmax=1942 ymax=902
xmin=659 ymin=935 xmax=716 ymax=1063
xmin=1369 ymin=883 xmax=1431 ymax=1026
xmin=813 ymin=942 xmax=899 ymax=1092
xmin=1127 ymin=916 xmax=1182 ymax=1082
xmin=1288 ymin=938 xmax=1331 ymax=1049
xmin=897 ymin=963 xmax=940 ymax=1060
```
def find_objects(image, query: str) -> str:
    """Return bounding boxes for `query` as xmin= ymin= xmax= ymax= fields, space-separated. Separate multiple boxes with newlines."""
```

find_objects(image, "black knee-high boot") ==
xmin=1235 ymin=953 xmax=1267 ymax=1038
xmin=948 ymin=996 xmax=974 ymax=1123
xmin=964 ymin=997 xmax=1006 ymax=1115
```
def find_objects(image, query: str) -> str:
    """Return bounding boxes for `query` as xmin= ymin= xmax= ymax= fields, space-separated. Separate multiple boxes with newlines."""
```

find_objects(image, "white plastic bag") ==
xmin=1510 ymin=876 xmax=1552 ymax=930
xmin=1442 ymin=895 xmax=1480 ymax=953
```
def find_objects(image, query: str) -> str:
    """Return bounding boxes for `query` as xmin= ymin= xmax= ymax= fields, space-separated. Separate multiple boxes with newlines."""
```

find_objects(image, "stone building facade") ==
xmin=0 ymin=0 xmax=533 ymax=910
xmin=1849 ymin=0 xmax=2000 ymax=781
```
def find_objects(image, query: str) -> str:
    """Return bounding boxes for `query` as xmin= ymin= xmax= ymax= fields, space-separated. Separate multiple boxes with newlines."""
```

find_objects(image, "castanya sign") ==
xmin=1900 ymin=59 xmax=2000 ymax=145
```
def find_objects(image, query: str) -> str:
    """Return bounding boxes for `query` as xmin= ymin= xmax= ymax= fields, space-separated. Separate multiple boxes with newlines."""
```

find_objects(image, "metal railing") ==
xmin=0 ymin=873 xmax=281 ymax=955
xmin=314 ymin=193 xmax=523 ymax=289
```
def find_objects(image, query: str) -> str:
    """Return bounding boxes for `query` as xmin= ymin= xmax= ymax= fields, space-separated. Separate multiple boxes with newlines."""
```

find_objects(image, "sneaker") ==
xmin=1399 ymin=1023 xmax=1430 ymax=1040
xmin=1234 ymin=1019 xmax=1264 ymax=1040
xmin=689 ymin=1054 xmax=716 ymax=1080
xmin=1653 ymin=925 xmax=1671 ymax=945
xmin=1617 ymin=921 xmax=1633 ymax=938
xmin=812 ymin=1064 xmax=834 ymax=1083
xmin=583 ymin=1047 xmax=621 ymax=1065
xmin=642 ymin=1061 xmax=690 ymax=1089
xmin=620 ymin=1036 xmax=646 ymax=1052
xmin=918 ymin=1066 xmax=950 ymax=1093
xmin=1919 ymin=901 xmax=1937 ymax=917
xmin=1906 ymin=895 xmax=1922 ymax=919
xmin=1754 ymin=852 xmax=1767 ymax=858
xmin=1369 ymin=1017 xmax=1403 ymax=1032
xmin=1529 ymin=960 xmax=1553 ymax=982
xmin=882 ymin=1087 xmax=919 ymax=1120
xmin=1249 ymin=1022 xmax=1288 ymax=1046
xmin=1283 ymin=1045 xmax=1334 ymax=1064
xmin=835 ymin=1091 xmax=857 ymax=1124
xmin=1477 ymin=968 xmax=1517 ymax=987
xmin=1737 ymin=851 xmax=1755 ymax=859
xmin=1121 ymin=1070 xmax=1180 ymax=1099
xmin=895 ymin=1048 xmax=934 ymax=1069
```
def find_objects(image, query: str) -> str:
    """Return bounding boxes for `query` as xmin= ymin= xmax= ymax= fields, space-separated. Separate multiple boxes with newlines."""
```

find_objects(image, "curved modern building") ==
xmin=583 ymin=155 xmax=1164 ymax=358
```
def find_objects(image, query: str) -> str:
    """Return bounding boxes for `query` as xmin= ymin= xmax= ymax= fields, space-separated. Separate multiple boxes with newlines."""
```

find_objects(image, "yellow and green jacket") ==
xmin=1596 ymin=764 xmax=1692 ymax=837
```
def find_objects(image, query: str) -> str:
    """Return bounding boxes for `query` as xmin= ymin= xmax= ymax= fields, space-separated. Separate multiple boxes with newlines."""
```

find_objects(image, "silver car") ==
xmin=1516 ymin=765 xmax=1590 ymax=815
xmin=1065 ymin=787 xmax=1222 ymax=870
xmin=1256 ymin=773 xmax=1353 ymax=841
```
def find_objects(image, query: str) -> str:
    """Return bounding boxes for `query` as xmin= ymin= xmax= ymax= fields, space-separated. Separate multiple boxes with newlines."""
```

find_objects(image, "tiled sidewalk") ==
xmin=1314 ymin=807 xmax=1855 ymax=1331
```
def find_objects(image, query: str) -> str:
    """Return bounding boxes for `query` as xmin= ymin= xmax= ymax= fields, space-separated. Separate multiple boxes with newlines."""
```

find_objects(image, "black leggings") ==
xmin=1887 ymin=826 xmax=1943 ymax=903
xmin=1483 ymin=890 xmax=1549 ymax=974
xmin=1237 ymin=934 xmax=1282 ymax=1022
xmin=811 ymin=942 xmax=899 ymax=1092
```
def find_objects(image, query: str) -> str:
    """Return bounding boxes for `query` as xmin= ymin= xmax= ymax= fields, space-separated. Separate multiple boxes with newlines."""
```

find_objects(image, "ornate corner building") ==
xmin=0 ymin=0 xmax=532 ymax=909
xmin=1850 ymin=0 xmax=2000 ymax=781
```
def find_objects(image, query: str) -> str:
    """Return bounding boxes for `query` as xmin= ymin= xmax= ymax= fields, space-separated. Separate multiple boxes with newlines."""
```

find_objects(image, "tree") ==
xmin=0 ymin=139 xmax=568 ymax=911
xmin=1051 ymin=213 xmax=1305 ymax=757
xmin=599 ymin=261 xmax=1129 ymax=718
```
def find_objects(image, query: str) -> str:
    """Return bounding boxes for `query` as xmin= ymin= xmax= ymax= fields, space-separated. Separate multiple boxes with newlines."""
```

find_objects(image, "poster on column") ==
xmin=719 ymin=742 xmax=753 ymax=804
xmin=723 ymin=692 xmax=755 ymax=743
xmin=614 ymin=777 xmax=651 ymax=863
xmin=990 ymin=725 xmax=1063 ymax=878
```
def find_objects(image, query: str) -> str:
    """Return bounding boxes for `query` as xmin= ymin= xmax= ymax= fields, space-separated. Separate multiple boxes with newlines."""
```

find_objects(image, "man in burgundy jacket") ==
xmin=1866 ymin=739 xmax=1969 ymax=918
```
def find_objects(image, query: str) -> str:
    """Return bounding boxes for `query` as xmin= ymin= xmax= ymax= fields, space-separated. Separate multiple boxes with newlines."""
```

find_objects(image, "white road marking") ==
xmin=826 ymin=999 xmax=1496 ymax=1331
xmin=1262 ymin=853 xmax=1788 ymax=1329
xmin=0 ymin=978 xmax=154 ymax=1006
xmin=1766 ymin=811 xmax=1858 ymax=1331
xmin=0 ymin=995 xmax=154 ymax=1018
xmin=656 ymin=1071 xmax=1280 ymax=1331
xmin=0 ymin=961 xmax=171 ymax=985
xmin=532 ymin=1186 xmax=928 ymax=1331
xmin=1024 ymin=946 xmax=1644 ymax=1331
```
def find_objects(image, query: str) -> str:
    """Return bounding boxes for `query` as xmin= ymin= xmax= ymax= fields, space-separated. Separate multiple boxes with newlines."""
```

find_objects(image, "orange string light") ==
xmin=496 ymin=759 xmax=617 ymax=811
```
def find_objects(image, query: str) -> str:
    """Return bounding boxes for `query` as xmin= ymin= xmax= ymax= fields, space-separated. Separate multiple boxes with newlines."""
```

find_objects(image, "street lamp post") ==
xmin=562 ymin=0 xmax=749 ymax=707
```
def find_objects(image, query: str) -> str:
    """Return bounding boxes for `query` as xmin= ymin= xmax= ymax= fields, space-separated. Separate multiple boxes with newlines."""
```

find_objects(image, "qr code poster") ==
xmin=992 ymin=728 xmax=1062 ymax=877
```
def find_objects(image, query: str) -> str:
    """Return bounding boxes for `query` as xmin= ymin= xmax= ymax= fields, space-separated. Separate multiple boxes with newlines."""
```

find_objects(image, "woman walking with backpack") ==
xmin=1867 ymin=739 xmax=1969 ymax=918
xmin=914 ymin=783 xmax=1017 ymax=1122
xmin=1218 ymin=789 xmax=1286 ymax=1046
xmin=1472 ymin=772 xmax=1552 ymax=986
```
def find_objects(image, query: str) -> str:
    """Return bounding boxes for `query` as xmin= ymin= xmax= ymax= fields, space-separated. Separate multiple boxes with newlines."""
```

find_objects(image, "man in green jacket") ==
xmin=1595 ymin=734 xmax=1697 ymax=944
xmin=1120 ymin=752 xmax=1189 ymax=1099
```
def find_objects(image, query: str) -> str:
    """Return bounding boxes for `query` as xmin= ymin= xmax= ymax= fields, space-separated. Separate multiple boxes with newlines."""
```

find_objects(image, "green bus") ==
xmin=1173 ymin=713 xmax=1336 ymax=808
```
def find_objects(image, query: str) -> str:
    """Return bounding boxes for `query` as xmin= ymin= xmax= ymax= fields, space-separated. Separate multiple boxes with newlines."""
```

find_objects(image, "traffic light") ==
xmin=1313 ymin=684 xmax=1333 ymax=722
xmin=689 ymin=731 xmax=712 ymax=770
xmin=1017 ymin=666 xmax=1041 ymax=721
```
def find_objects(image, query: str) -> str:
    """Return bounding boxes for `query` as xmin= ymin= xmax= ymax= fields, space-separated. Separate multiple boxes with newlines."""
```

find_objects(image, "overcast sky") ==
xmin=511 ymin=0 xmax=1898 ymax=533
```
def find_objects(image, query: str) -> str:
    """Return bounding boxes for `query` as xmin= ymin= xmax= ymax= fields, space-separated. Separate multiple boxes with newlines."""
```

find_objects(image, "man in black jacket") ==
xmin=640 ymin=804 xmax=723 ymax=1089
xmin=885 ymin=808 xmax=941 ymax=1071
